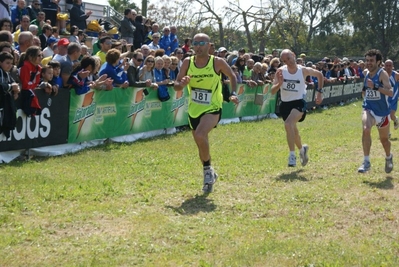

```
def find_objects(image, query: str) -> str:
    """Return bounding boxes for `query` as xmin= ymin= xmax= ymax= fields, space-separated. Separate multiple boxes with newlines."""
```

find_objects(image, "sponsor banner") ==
xmin=354 ymin=80 xmax=364 ymax=93
xmin=169 ymin=87 xmax=189 ymax=128
xmin=321 ymin=85 xmax=331 ymax=99
xmin=124 ymin=88 xmax=166 ymax=134
xmin=343 ymin=83 xmax=354 ymax=95
xmin=330 ymin=84 xmax=343 ymax=97
xmin=222 ymin=84 xmax=277 ymax=119
xmin=0 ymin=89 xmax=70 ymax=152
xmin=255 ymin=84 xmax=277 ymax=115
xmin=304 ymin=88 xmax=315 ymax=102
xmin=68 ymin=89 xmax=120 ymax=142
xmin=68 ymin=87 xmax=189 ymax=143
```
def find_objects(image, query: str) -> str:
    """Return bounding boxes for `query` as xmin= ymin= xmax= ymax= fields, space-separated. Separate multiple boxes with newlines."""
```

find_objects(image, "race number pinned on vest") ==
xmin=191 ymin=88 xmax=212 ymax=105
xmin=365 ymin=89 xmax=381 ymax=100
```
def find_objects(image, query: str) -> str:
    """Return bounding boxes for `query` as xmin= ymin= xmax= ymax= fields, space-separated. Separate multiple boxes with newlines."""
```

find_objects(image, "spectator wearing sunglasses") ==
xmin=139 ymin=55 xmax=155 ymax=82
xmin=169 ymin=56 xmax=179 ymax=80
xmin=126 ymin=51 xmax=156 ymax=88
xmin=27 ymin=0 xmax=41 ymax=21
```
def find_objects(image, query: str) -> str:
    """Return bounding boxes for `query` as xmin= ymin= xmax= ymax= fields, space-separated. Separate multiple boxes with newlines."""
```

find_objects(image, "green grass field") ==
xmin=1 ymin=100 xmax=398 ymax=267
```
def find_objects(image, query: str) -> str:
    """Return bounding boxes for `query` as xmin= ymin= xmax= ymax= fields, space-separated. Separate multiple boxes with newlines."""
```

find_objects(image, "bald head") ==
xmin=280 ymin=49 xmax=296 ymax=66
xmin=384 ymin=59 xmax=394 ymax=73
xmin=280 ymin=49 xmax=294 ymax=58
xmin=193 ymin=33 xmax=210 ymax=42
xmin=385 ymin=59 xmax=393 ymax=65
xmin=18 ymin=31 xmax=34 ymax=52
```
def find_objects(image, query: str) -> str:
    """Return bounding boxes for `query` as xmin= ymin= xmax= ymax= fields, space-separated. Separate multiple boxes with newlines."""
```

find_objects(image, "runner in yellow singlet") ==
xmin=174 ymin=33 xmax=239 ymax=193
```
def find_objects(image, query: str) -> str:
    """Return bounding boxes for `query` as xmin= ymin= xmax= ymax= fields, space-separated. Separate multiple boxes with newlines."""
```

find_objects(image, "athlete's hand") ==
xmin=229 ymin=95 xmax=239 ymax=104
xmin=366 ymin=78 xmax=374 ymax=89
xmin=275 ymin=69 xmax=283 ymax=85
xmin=179 ymin=75 xmax=190 ymax=87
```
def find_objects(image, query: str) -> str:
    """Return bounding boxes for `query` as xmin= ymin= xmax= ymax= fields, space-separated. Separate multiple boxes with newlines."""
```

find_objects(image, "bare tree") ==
xmin=191 ymin=0 xmax=225 ymax=46
xmin=224 ymin=1 xmax=284 ymax=53
xmin=269 ymin=0 xmax=341 ymax=54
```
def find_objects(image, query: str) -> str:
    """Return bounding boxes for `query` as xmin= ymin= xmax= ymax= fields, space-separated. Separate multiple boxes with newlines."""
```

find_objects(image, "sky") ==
xmin=84 ymin=0 xmax=264 ymax=14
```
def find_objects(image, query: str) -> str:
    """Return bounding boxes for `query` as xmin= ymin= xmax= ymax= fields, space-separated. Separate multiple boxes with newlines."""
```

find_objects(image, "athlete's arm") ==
xmin=302 ymin=67 xmax=324 ymax=90
xmin=303 ymin=67 xmax=324 ymax=105
xmin=174 ymin=57 xmax=191 ymax=91
xmin=271 ymin=68 xmax=283 ymax=95
xmin=378 ymin=70 xmax=393 ymax=97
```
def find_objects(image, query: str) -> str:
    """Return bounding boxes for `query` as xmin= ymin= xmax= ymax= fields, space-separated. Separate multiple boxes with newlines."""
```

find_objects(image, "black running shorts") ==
xmin=280 ymin=99 xmax=307 ymax=122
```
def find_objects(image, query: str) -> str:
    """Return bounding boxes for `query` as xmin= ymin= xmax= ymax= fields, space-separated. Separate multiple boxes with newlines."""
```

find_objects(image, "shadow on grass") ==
xmin=363 ymin=177 xmax=394 ymax=189
xmin=166 ymin=194 xmax=216 ymax=215
xmin=275 ymin=169 xmax=308 ymax=182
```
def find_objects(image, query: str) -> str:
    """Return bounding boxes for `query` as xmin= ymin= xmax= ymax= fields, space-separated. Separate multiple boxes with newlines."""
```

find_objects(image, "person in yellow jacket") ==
xmin=174 ymin=33 xmax=239 ymax=193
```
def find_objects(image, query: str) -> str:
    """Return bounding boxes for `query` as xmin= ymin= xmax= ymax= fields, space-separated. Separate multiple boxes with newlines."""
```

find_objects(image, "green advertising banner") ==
xmin=222 ymin=83 xmax=277 ymax=119
xmin=68 ymin=89 xmax=124 ymax=143
xmin=255 ymin=83 xmax=276 ymax=115
xmin=68 ymin=84 xmax=277 ymax=143
xmin=68 ymin=87 xmax=189 ymax=143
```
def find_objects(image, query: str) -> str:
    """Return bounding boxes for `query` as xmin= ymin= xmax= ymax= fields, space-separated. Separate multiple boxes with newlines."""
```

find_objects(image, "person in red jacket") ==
xmin=19 ymin=46 xmax=43 ymax=115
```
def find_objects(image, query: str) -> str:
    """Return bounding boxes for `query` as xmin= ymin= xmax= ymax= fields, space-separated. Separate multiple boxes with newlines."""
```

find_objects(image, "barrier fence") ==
xmin=0 ymin=79 xmax=363 ymax=162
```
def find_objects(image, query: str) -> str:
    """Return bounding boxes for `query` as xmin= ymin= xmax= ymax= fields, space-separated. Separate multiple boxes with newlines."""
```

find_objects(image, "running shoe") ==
xmin=358 ymin=161 xmax=371 ymax=173
xmin=394 ymin=117 xmax=399 ymax=130
xmin=385 ymin=155 xmax=393 ymax=174
xmin=300 ymin=144 xmax=309 ymax=166
xmin=288 ymin=154 xmax=296 ymax=167
xmin=202 ymin=166 xmax=218 ymax=193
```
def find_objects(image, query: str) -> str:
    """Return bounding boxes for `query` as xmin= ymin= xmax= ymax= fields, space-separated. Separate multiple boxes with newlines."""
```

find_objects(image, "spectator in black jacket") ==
xmin=69 ymin=0 xmax=92 ymax=31
xmin=0 ymin=51 xmax=20 ymax=138
xmin=27 ymin=0 xmax=41 ymax=21
xmin=127 ymin=51 xmax=157 ymax=89
xmin=38 ymin=23 xmax=52 ymax=50
xmin=133 ymin=14 xmax=145 ymax=51
xmin=120 ymin=8 xmax=136 ymax=45
xmin=41 ymin=0 xmax=58 ymax=27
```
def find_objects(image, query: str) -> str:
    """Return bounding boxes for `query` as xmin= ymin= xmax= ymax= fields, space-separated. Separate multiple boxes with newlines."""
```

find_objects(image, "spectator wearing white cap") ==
xmin=218 ymin=46 xmax=227 ymax=59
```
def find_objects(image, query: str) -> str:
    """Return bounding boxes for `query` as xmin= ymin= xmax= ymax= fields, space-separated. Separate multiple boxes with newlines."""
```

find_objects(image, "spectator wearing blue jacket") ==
xmin=169 ymin=26 xmax=179 ymax=54
xmin=159 ymin=26 xmax=172 ymax=56
xmin=99 ymin=48 xmax=129 ymax=88
xmin=11 ymin=0 xmax=28 ymax=31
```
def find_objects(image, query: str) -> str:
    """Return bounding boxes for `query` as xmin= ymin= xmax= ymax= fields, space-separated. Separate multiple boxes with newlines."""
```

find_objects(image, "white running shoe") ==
xmin=300 ymin=144 xmax=309 ymax=166
xmin=394 ymin=117 xmax=399 ymax=130
xmin=358 ymin=161 xmax=371 ymax=173
xmin=385 ymin=155 xmax=393 ymax=174
xmin=202 ymin=166 xmax=218 ymax=193
xmin=288 ymin=154 xmax=296 ymax=167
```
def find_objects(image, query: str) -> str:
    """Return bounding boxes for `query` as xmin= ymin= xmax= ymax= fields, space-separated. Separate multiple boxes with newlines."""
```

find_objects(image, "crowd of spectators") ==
xmin=0 ymin=0 xmax=370 ymax=137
